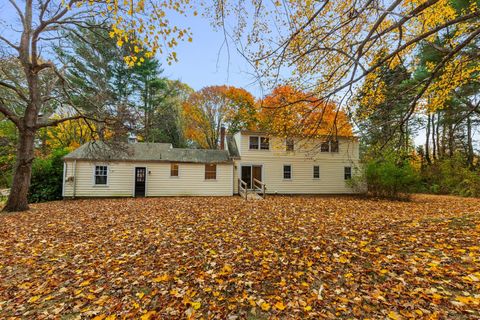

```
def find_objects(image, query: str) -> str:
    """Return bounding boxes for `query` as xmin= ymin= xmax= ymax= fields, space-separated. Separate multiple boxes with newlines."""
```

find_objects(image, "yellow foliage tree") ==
xmin=258 ymin=85 xmax=353 ymax=138
xmin=183 ymin=85 xmax=257 ymax=149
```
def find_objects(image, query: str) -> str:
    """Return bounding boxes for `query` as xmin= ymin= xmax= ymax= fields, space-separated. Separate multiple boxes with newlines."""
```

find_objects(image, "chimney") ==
xmin=220 ymin=126 xmax=226 ymax=150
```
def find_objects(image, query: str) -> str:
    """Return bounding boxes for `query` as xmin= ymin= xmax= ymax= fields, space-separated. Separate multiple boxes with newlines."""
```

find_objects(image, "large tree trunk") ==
xmin=3 ymin=128 xmax=36 ymax=212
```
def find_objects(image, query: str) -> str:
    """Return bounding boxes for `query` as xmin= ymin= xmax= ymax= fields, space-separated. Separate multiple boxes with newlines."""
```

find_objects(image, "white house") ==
xmin=62 ymin=130 xmax=360 ymax=198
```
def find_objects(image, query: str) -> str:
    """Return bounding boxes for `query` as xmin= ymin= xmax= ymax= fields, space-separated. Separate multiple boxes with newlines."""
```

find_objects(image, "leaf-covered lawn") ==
xmin=1 ymin=195 xmax=479 ymax=319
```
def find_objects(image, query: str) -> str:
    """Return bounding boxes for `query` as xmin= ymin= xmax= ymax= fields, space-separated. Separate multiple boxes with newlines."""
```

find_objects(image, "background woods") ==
xmin=0 ymin=0 xmax=480 ymax=211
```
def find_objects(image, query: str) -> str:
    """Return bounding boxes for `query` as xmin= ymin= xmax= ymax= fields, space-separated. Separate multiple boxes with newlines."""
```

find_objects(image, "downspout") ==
xmin=73 ymin=160 xmax=77 ymax=198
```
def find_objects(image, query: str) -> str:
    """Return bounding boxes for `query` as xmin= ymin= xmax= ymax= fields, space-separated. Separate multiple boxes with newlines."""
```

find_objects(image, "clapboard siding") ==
xmin=234 ymin=132 xmax=360 ymax=194
xmin=63 ymin=161 xmax=233 ymax=197
xmin=147 ymin=162 xmax=233 ymax=196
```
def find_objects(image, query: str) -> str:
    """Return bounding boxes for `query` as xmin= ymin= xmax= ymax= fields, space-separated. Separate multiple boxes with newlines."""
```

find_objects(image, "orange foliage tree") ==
xmin=258 ymin=85 xmax=353 ymax=138
xmin=183 ymin=86 xmax=256 ymax=149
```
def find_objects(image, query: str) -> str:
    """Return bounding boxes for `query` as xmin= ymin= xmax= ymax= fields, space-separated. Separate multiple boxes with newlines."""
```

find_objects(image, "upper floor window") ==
xmin=286 ymin=138 xmax=294 ymax=151
xmin=330 ymin=140 xmax=339 ymax=153
xmin=260 ymin=137 xmax=270 ymax=150
xmin=94 ymin=165 xmax=108 ymax=185
xmin=283 ymin=165 xmax=292 ymax=180
xmin=313 ymin=165 xmax=320 ymax=179
xmin=321 ymin=140 xmax=339 ymax=153
xmin=344 ymin=166 xmax=352 ymax=180
xmin=249 ymin=136 xmax=269 ymax=150
xmin=249 ymin=136 xmax=259 ymax=150
xmin=170 ymin=163 xmax=179 ymax=177
xmin=320 ymin=142 xmax=330 ymax=152
xmin=205 ymin=164 xmax=217 ymax=180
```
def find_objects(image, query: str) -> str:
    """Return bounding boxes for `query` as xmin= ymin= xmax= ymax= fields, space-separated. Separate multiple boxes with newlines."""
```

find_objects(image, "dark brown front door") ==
xmin=252 ymin=165 xmax=262 ymax=186
xmin=135 ymin=167 xmax=146 ymax=197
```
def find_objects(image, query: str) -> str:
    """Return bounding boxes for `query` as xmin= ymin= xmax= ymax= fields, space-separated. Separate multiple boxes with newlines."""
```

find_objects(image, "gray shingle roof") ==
xmin=64 ymin=141 xmax=232 ymax=163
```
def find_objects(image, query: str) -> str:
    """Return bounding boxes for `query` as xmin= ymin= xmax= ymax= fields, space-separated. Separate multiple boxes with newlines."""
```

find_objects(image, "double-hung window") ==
xmin=94 ymin=165 xmax=108 ymax=185
xmin=205 ymin=164 xmax=217 ymax=180
xmin=249 ymin=136 xmax=269 ymax=150
xmin=249 ymin=136 xmax=259 ymax=150
xmin=313 ymin=165 xmax=320 ymax=179
xmin=320 ymin=140 xmax=340 ymax=152
xmin=344 ymin=166 xmax=352 ymax=180
xmin=286 ymin=138 xmax=294 ymax=151
xmin=283 ymin=165 xmax=292 ymax=180
xmin=170 ymin=163 xmax=179 ymax=177
xmin=330 ymin=140 xmax=339 ymax=152
xmin=260 ymin=137 xmax=270 ymax=150
xmin=320 ymin=141 xmax=330 ymax=152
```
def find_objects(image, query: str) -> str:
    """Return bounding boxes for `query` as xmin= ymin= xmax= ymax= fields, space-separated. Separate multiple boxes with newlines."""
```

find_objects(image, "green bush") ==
xmin=421 ymin=155 xmax=480 ymax=197
xmin=28 ymin=149 xmax=69 ymax=203
xmin=350 ymin=154 xmax=420 ymax=198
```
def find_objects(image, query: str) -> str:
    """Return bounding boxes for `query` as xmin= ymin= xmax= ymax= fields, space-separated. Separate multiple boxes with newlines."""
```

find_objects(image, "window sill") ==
xmin=93 ymin=184 xmax=109 ymax=187
xmin=170 ymin=176 xmax=180 ymax=178
xmin=204 ymin=179 xmax=217 ymax=182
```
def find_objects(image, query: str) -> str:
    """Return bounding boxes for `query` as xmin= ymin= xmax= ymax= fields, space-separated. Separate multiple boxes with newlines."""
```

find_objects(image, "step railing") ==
xmin=238 ymin=178 xmax=248 ymax=200
xmin=253 ymin=178 xmax=266 ymax=199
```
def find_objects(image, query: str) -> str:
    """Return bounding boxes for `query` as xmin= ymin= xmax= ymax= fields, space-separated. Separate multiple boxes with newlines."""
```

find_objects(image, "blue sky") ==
xmin=158 ymin=14 xmax=263 ymax=97
xmin=0 ymin=2 xmax=261 ymax=96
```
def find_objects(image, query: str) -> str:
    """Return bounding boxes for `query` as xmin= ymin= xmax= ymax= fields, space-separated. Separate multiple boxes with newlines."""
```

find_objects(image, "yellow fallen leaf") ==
xmin=92 ymin=315 xmax=106 ymax=320
xmin=105 ymin=315 xmax=116 ymax=320
xmin=261 ymin=302 xmax=271 ymax=311
xmin=191 ymin=301 xmax=201 ymax=310
xmin=304 ymin=305 xmax=312 ymax=312
xmin=388 ymin=311 xmax=402 ymax=320
xmin=140 ymin=311 xmax=156 ymax=320
xmin=136 ymin=292 xmax=145 ymax=299
xmin=222 ymin=264 xmax=233 ymax=273
xmin=338 ymin=256 xmax=349 ymax=263
xmin=28 ymin=295 xmax=41 ymax=303
xmin=463 ymin=274 xmax=479 ymax=282
xmin=152 ymin=274 xmax=169 ymax=282
xmin=432 ymin=293 xmax=443 ymax=300
xmin=80 ymin=280 xmax=91 ymax=287
xmin=455 ymin=296 xmax=480 ymax=305
xmin=275 ymin=301 xmax=286 ymax=310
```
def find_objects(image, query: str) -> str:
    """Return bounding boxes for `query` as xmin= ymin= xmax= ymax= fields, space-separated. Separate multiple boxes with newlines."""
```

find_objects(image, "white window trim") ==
xmin=93 ymin=164 xmax=109 ymax=187
xmin=249 ymin=135 xmax=270 ymax=151
xmin=285 ymin=138 xmax=294 ymax=152
xmin=170 ymin=163 xmax=180 ymax=178
xmin=344 ymin=166 xmax=352 ymax=180
xmin=283 ymin=164 xmax=292 ymax=180
xmin=313 ymin=165 xmax=320 ymax=180
xmin=249 ymin=136 xmax=260 ymax=150
xmin=204 ymin=164 xmax=217 ymax=181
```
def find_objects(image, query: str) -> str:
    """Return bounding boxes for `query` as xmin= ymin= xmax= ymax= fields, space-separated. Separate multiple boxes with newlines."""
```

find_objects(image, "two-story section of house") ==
xmin=229 ymin=130 xmax=360 ymax=195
